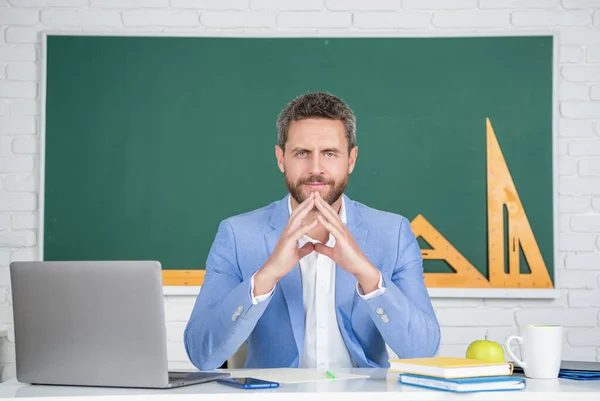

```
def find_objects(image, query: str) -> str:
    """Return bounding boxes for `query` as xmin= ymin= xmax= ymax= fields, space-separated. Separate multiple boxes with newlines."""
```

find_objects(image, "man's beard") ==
xmin=285 ymin=173 xmax=348 ymax=206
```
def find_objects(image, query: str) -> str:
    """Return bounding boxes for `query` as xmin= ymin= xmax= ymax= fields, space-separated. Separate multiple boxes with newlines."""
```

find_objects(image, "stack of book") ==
xmin=389 ymin=357 xmax=526 ymax=393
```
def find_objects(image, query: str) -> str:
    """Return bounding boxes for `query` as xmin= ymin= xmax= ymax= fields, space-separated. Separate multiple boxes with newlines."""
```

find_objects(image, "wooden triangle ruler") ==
xmin=411 ymin=214 xmax=491 ymax=288
xmin=486 ymin=118 xmax=553 ymax=288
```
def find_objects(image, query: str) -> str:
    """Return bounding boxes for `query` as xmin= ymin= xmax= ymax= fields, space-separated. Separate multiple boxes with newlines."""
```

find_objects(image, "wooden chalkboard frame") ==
xmin=39 ymin=31 xmax=560 ymax=299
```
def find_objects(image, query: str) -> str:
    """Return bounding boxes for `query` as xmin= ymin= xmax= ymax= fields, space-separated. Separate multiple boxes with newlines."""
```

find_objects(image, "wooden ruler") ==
xmin=486 ymin=118 xmax=552 ymax=288
xmin=412 ymin=214 xmax=491 ymax=288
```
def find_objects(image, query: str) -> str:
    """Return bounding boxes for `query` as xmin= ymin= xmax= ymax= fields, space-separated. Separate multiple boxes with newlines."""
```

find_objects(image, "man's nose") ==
xmin=309 ymin=153 xmax=323 ymax=174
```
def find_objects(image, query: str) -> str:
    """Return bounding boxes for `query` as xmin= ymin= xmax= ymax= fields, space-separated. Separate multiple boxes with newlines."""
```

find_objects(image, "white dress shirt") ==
xmin=250 ymin=195 xmax=385 ymax=369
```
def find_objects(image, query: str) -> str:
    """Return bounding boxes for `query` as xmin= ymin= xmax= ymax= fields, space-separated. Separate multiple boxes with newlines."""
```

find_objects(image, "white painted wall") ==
xmin=1 ymin=0 xmax=600 ymax=382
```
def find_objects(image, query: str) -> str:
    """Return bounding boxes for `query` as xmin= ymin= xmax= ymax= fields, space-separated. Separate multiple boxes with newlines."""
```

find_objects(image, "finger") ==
xmin=288 ymin=219 xmax=319 ymax=242
xmin=290 ymin=192 xmax=315 ymax=219
xmin=314 ymin=196 xmax=345 ymax=232
xmin=314 ymin=243 xmax=334 ymax=259
xmin=314 ymin=192 xmax=342 ymax=222
xmin=286 ymin=194 xmax=315 ymax=233
xmin=298 ymin=242 xmax=315 ymax=259
xmin=288 ymin=196 xmax=315 ymax=231
xmin=317 ymin=214 xmax=345 ymax=240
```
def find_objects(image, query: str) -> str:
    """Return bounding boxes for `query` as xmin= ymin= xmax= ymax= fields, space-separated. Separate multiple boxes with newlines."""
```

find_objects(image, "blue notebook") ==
xmin=559 ymin=370 xmax=600 ymax=381
xmin=398 ymin=373 xmax=526 ymax=393
xmin=513 ymin=361 xmax=600 ymax=381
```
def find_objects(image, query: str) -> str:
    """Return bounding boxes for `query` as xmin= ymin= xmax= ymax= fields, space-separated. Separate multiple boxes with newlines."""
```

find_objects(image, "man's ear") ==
xmin=348 ymin=146 xmax=358 ymax=174
xmin=275 ymin=145 xmax=285 ymax=173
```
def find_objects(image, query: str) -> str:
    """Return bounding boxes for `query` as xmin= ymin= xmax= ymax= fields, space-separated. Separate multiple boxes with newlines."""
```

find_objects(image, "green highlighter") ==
xmin=325 ymin=370 xmax=336 ymax=379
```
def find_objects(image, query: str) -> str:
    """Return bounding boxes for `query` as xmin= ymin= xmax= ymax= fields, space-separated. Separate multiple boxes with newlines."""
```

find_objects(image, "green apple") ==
xmin=466 ymin=337 xmax=505 ymax=363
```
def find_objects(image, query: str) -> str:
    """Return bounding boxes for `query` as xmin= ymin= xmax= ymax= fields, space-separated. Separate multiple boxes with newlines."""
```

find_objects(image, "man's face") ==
xmin=276 ymin=118 xmax=358 ymax=206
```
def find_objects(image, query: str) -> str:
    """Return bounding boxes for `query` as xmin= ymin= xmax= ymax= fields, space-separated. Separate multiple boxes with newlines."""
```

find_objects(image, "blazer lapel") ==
xmin=335 ymin=195 xmax=372 ymax=367
xmin=264 ymin=195 xmax=305 ymax=365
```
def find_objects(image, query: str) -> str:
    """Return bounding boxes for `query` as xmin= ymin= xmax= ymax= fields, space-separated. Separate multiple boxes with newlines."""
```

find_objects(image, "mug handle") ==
xmin=505 ymin=335 xmax=527 ymax=371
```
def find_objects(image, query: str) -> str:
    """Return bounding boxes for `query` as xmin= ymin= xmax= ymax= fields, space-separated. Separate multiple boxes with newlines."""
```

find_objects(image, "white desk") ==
xmin=0 ymin=369 xmax=599 ymax=401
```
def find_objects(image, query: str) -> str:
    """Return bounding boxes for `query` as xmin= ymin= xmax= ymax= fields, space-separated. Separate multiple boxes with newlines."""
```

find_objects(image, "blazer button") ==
xmin=381 ymin=314 xmax=390 ymax=323
xmin=376 ymin=307 xmax=384 ymax=315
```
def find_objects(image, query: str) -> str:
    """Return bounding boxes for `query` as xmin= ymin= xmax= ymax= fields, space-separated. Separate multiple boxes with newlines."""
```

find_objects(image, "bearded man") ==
xmin=184 ymin=92 xmax=440 ymax=370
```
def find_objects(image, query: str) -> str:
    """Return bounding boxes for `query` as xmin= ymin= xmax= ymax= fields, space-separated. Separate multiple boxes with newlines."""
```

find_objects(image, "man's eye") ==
xmin=297 ymin=151 xmax=307 ymax=157
xmin=325 ymin=152 xmax=335 ymax=158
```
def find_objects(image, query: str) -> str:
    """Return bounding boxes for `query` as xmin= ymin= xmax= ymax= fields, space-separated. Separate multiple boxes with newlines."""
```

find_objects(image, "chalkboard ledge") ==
xmin=162 ymin=270 xmax=204 ymax=286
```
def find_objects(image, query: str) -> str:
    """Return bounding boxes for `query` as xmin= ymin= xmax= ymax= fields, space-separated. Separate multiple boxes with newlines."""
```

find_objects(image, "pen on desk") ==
xmin=325 ymin=370 xmax=336 ymax=379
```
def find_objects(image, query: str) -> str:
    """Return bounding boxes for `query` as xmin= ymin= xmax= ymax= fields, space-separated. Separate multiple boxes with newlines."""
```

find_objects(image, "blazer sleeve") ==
xmin=184 ymin=220 xmax=272 ymax=370
xmin=359 ymin=217 xmax=441 ymax=358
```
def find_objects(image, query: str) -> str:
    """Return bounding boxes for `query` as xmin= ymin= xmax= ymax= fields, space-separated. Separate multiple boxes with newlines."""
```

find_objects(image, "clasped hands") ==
xmin=253 ymin=191 xmax=380 ymax=296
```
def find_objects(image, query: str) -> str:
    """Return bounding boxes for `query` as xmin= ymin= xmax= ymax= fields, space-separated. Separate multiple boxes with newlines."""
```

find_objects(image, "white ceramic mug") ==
xmin=504 ymin=325 xmax=563 ymax=379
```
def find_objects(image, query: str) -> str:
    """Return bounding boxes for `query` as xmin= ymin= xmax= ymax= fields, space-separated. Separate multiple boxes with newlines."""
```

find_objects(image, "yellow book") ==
xmin=389 ymin=357 xmax=514 ymax=379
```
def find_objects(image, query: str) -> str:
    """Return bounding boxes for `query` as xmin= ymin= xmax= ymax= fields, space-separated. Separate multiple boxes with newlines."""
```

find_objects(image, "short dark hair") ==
xmin=276 ymin=92 xmax=357 ymax=153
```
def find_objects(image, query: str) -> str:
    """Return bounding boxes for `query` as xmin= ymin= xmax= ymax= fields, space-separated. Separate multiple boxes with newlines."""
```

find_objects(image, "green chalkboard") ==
xmin=43 ymin=35 xmax=554 ymax=284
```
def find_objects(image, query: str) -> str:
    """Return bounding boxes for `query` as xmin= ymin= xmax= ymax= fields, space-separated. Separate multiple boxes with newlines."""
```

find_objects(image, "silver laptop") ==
xmin=9 ymin=260 xmax=229 ymax=388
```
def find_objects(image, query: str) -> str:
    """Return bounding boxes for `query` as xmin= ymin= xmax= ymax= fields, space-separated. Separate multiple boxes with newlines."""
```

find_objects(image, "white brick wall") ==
xmin=202 ymin=11 xmax=275 ymax=28
xmin=560 ymin=82 xmax=589 ymax=101
xmin=559 ymin=119 xmax=595 ymax=137
xmin=41 ymin=10 xmax=123 ymax=27
xmin=561 ymin=45 xmax=585 ymax=63
xmin=560 ymin=176 xmax=600 ymax=195
xmin=353 ymin=12 xmax=431 ymax=29
xmin=433 ymin=11 xmax=511 ymax=28
xmin=252 ymin=0 xmax=323 ymax=11
xmin=277 ymin=11 xmax=350 ymax=28
xmin=6 ymin=27 xmax=41 ymax=44
xmin=1 ymin=0 xmax=600 ymax=381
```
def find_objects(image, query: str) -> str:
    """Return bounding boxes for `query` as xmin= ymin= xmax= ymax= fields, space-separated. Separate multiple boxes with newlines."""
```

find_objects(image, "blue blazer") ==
xmin=184 ymin=195 xmax=440 ymax=370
